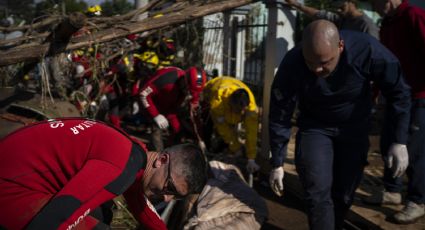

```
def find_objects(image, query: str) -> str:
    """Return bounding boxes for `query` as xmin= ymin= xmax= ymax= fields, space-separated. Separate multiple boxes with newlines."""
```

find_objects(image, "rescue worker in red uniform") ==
xmin=138 ymin=66 xmax=207 ymax=151
xmin=0 ymin=118 xmax=208 ymax=230
xmin=364 ymin=0 xmax=425 ymax=224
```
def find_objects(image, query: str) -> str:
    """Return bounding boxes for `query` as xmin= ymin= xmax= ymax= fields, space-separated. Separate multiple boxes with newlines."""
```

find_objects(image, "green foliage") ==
xmin=1 ymin=0 xmax=35 ymax=24
xmin=172 ymin=19 xmax=205 ymax=69
xmin=34 ymin=0 xmax=87 ymax=18
xmin=101 ymin=0 xmax=134 ymax=16
xmin=64 ymin=0 xmax=87 ymax=13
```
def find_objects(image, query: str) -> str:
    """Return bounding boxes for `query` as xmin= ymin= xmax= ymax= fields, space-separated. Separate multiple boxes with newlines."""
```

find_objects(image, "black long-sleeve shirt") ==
xmin=269 ymin=31 xmax=411 ymax=168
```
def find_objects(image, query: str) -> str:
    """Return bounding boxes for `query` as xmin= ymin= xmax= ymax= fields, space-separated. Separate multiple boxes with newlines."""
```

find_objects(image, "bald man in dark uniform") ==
xmin=268 ymin=20 xmax=411 ymax=229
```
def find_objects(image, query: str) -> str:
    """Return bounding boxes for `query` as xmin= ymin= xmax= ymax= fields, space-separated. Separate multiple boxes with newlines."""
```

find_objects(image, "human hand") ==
xmin=246 ymin=159 xmax=260 ymax=173
xmin=153 ymin=114 xmax=169 ymax=130
xmin=386 ymin=143 xmax=409 ymax=178
xmin=269 ymin=166 xmax=284 ymax=197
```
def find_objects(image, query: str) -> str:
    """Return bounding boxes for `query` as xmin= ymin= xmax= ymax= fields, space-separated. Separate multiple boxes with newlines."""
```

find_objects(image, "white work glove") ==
xmin=386 ymin=143 xmax=409 ymax=178
xmin=75 ymin=64 xmax=85 ymax=77
xmin=132 ymin=101 xmax=139 ymax=115
xmin=153 ymin=114 xmax=169 ymax=130
xmin=246 ymin=159 xmax=260 ymax=173
xmin=269 ymin=166 xmax=284 ymax=197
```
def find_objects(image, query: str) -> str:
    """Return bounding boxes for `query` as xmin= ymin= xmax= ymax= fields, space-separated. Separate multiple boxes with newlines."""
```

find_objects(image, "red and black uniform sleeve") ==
xmin=124 ymin=179 xmax=167 ymax=230
xmin=139 ymin=77 xmax=161 ymax=119
xmin=0 ymin=118 xmax=147 ymax=230
xmin=380 ymin=2 xmax=425 ymax=99
xmin=139 ymin=67 xmax=186 ymax=132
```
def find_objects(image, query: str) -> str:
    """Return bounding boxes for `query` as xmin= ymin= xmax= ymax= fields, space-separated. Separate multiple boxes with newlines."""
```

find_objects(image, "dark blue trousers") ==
xmin=381 ymin=98 xmax=425 ymax=204
xmin=295 ymin=124 xmax=369 ymax=230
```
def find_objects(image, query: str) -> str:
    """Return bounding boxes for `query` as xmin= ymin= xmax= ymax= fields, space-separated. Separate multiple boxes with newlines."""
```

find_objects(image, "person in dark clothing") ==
xmin=268 ymin=20 xmax=411 ymax=230
xmin=0 ymin=118 xmax=208 ymax=230
xmin=364 ymin=0 xmax=425 ymax=224
xmin=284 ymin=0 xmax=380 ymax=39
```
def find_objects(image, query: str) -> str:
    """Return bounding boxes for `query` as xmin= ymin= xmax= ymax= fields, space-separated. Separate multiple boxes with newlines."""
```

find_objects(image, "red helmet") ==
xmin=185 ymin=67 xmax=207 ymax=94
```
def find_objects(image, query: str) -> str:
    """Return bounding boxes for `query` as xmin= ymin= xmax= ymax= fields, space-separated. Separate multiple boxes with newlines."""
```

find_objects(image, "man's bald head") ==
xmin=303 ymin=20 xmax=340 ymax=53
xmin=302 ymin=20 xmax=344 ymax=78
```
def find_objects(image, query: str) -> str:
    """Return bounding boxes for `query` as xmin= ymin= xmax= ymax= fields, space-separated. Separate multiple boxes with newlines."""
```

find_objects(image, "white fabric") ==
xmin=75 ymin=64 xmax=85 ymax=75
xmin=386 ymin=143 xmax=409 ymax=178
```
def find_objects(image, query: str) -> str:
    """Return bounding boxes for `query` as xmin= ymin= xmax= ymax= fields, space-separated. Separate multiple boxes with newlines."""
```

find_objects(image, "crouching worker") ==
xmin=202 ymin=77 xmax=260 ymax=174
xmin=137 ymin=66 xmax=207 ymax=151
xmin=0 ymin=118 xmax=208 ymax=230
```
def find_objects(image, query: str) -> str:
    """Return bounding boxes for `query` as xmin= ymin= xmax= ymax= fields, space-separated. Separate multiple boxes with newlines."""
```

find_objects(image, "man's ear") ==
xmin=338 ymin=39 xmax=344 ymax=54
xmin=153 ymin=153 xmax=169 ymax=168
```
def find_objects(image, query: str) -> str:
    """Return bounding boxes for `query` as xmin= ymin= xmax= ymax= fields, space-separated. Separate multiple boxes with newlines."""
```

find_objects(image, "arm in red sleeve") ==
xmin=412 ymin=8 xmax=425 ymax=56
xmin=166 ymin=113 xmax=181 ymax=133
xmin=140 ymin=84 xmax=160 ymax=118
xmin=124 ymin=183 xmax=167 ymax=230
xmin=26 ymin=160 xmax=124 ymax=230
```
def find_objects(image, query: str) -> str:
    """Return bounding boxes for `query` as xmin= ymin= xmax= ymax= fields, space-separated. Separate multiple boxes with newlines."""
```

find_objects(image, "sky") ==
xmin=83 ymin=0 xmax=134 ymax=5
xmin=84 ymin=0 xmax=105 ymax=5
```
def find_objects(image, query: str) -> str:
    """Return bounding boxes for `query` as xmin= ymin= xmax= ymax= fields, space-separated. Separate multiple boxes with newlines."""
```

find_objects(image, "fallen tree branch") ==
xmin=0 ymin=0 xmax=257 ymax=66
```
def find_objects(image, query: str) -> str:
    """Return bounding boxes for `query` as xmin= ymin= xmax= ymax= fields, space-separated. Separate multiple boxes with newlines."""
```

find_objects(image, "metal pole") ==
xmin=222 ymin=11 xmax=231 ymax=76
xmin=260 ymin=0 xmax=296 ymax=159
xmin=230 ymin=17 xmax=238 ymax=77
xmin=260 ymin=1 xmax=278 ymax=159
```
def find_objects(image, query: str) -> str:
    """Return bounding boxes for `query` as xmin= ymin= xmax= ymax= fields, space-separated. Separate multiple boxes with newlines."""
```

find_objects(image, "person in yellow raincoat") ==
xmin=202 ymin=76 xmax=260 ymax=173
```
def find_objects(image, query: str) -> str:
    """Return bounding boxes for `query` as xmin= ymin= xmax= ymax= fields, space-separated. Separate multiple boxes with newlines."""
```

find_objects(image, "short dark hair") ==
xmin=164 ymin=143 xmax=208 ymax=194
xmin=230 ymin=88 xmax=250 ymax=110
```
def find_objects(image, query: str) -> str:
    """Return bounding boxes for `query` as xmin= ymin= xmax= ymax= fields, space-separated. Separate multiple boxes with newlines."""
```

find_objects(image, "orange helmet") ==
xmin=185 ymin=67 xmax=207 ymax=94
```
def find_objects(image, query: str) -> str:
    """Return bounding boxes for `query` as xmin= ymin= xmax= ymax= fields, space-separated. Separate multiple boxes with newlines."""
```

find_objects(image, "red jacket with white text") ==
xmin=0 ymin=118 xmax=166 ymax=230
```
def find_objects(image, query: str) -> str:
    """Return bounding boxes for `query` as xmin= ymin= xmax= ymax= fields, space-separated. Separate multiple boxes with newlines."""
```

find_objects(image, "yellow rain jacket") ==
xmin=203 ymin=77 xmax=258 ymax=159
